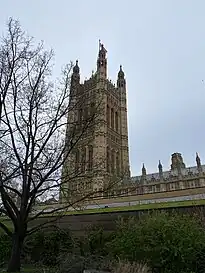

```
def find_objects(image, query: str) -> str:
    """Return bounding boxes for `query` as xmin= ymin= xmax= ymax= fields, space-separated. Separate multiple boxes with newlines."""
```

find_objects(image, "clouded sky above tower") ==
xmin=1 ymin=0 xmax=205 ymax=175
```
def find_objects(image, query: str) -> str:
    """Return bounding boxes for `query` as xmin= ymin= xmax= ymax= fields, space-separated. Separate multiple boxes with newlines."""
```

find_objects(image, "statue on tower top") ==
xmin=98 ymin=39 xmax=107 ymax=60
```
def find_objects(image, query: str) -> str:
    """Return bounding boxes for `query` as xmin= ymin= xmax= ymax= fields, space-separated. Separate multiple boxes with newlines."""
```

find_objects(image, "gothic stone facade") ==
xmin=60 ymin=42 xmax=130 ymax=202
xmin=112 ymin=152 xmax=205 ymax=199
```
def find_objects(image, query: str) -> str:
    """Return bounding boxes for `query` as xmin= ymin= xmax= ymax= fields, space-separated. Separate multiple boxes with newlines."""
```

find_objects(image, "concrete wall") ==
xmin=20 ymin=204 xmax=205 ymax=237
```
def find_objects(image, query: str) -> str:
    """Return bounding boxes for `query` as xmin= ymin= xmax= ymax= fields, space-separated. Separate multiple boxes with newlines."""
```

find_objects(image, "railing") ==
xmin=32 ymin=193 xmax=205 ymax=214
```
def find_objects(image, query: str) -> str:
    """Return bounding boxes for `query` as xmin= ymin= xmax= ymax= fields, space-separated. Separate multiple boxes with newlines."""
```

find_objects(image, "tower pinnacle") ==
xmin=142 ymin=163 xmax=146 ymax=176
xmin=117 ymin=65 xmax=126 ymax=88
xmin=196 ymin=152 xmax=202 ymax=172
xmin=71 ymin=59 xmax=80 ymax=88
xmin=158 ymin=160 xmax=163 ymax=173
xmin=97 ymin=40 xmax=107 ymax=78
xmin=118 ymin=65 xmax=124 ymax=78
xmin=73 ymin=60 xmax=80 ymax=74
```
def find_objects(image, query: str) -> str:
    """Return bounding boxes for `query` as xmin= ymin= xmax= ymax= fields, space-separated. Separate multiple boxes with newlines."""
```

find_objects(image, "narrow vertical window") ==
xmin=166 ymin=183 xmax=170 ymax=191
xmin=84 ymin=107 xmax=88 ymax=121
xmin=75 ymin=149 xmax=80 ymax=173
xmin=107 ymin=105 xmax=110 ymax=127
xmin=107 ymin=147 xmax=110 ymax=173
xmin=88 ymin=145 xmax=93 ymax=171
xmin=111 ymin=108 xmax=114 ymax=129
xmin=111 ymin=150 xmax=115 ymax=173
xmin=81 ymin=147 xmax=86 ymax=173
xmin=115 ymin=112 xmax=118 ymax=132
xmin=90 ymin=103 xmax=95 ymax=117
xmin=78 ymin=109 xmax=82 ymax=123
xmin=156 ymin=184 xmax=160 ymax=192
xmin=116 ymin=152 xmax=120 ymax=175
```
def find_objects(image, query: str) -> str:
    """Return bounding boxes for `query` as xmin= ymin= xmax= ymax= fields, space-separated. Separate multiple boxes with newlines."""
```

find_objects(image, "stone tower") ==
xmin=61 ymin=42 xmax=130 ymax=201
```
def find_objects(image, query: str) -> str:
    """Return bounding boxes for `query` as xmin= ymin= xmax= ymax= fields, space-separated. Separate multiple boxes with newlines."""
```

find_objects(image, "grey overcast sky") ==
xmin=0 ymin=0 xmax=205 ymax=176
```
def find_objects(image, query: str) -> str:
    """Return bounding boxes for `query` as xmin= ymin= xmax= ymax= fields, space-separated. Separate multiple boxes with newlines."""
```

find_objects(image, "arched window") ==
xmin=115 ymin=112 xmax=118 ymax=132
xmin=75 ymin=149 xmax=80 ymax=173
xmin=107 ymin=105 xmax=110 ymax=127
xmin=81 ymin=147 xmax=86 ymax=173
xmin=88 ymin=145 xmax=93 ymax=171
xmin=106 ymin=147 xmax=110 ymax=173
xmin=111 ymin=108 xmax=114 ymax=129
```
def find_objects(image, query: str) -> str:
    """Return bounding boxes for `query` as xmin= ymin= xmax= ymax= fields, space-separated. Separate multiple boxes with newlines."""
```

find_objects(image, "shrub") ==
xmin=25 ymin=228 xmax=73 ymax=266
xmin=80 ymin=224 xmax=114 ymax=256
xmin=109 ymin=212 xmax=205 ymax=273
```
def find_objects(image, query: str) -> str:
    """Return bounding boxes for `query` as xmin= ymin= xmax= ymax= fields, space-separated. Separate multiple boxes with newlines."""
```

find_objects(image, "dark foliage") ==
xmin=109 ymin=212 xmax=205 ymax=273
xmin=1 ymin=213 xmax=205 ymax=273
xmin=26 ymin=229 xmax=73 ymax=266
xmin=0 ymin=233 xmax=11 ymax=265
xmin=78 ymin=224 xmax=115 ymax=256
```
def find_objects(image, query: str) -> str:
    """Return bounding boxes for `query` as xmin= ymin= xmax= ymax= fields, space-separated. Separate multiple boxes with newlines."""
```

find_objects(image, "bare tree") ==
xmin=0 ymin=18 xmax=119 ymax=272
xmin=0 ymin=17 xmax=128 ymax=272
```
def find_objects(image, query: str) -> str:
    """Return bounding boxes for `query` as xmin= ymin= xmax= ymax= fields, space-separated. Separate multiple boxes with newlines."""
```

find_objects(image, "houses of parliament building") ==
xmin=60 ymin=42 xmax=205 ymax=205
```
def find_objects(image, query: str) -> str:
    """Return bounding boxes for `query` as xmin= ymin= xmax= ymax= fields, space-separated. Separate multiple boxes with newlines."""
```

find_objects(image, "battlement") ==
xmin=83 ymin=71 xmax=97 ymax=85
xmin=132 ymin=165 xmax=205 ymax=183
xmin=81 ymin=75 xmax=119 ymax=96
xmin=107 ymin=79 xmax=116 ymax=90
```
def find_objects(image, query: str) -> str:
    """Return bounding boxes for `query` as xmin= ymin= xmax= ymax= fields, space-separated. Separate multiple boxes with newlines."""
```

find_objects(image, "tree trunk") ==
xmin=7 ymin=233 xmax=23 ymax=272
